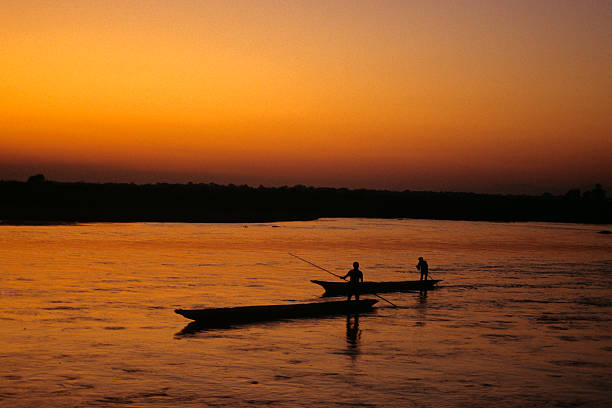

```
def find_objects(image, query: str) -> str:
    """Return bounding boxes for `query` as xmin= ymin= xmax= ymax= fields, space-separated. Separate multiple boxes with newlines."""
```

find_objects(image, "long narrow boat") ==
xmin=311 ymin=279 xmax=441 ymax=296
xmin=175 ymin=299 xmax=378 ymax=326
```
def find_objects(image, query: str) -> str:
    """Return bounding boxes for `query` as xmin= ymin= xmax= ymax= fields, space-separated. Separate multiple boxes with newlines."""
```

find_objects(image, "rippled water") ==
xmin=0 ymin=219 xmax=610 ymax=407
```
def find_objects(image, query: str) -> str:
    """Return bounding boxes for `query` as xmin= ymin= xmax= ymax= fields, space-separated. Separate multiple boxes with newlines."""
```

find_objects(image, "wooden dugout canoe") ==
xmin=175 ymin=299 xmax=378 ymax=326
xmin=311 ymin=279 xmax=441 ymax=296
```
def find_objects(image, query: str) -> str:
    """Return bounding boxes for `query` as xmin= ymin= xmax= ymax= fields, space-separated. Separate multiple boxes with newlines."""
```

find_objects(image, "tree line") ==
xmin=0 ymin=175 xmax=609 ymax=224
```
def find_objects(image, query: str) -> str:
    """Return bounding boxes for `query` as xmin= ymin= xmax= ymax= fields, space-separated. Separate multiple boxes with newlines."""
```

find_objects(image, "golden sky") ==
xmin=1 ymin=0 xmax=611 ymax=193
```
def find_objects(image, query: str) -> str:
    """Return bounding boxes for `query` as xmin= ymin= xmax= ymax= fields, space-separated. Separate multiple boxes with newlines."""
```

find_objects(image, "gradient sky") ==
xmin=1 ymin=0 xmax=611 ymax=193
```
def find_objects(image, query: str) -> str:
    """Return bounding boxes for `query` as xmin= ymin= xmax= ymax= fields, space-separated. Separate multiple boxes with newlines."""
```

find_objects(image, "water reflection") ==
xmin=345 ymin=314 xmax=361 ymax=359
xmin=175 ymin=321 xmax=232 ymax=337
xmin=416 ymin=289 xmax=428 ymax=326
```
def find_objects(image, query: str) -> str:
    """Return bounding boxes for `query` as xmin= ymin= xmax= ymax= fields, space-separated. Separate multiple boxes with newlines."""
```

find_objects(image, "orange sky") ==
xmin=1 ymin=0 xmax=611 ymax=193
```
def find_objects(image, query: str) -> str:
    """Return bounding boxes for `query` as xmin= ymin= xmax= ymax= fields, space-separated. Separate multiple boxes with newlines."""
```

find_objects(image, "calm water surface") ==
xmin=1 ymin=219 xmax=611 ymax=407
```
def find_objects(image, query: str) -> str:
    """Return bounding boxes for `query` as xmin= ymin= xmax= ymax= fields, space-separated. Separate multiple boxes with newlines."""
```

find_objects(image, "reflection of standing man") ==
xmin=416 ymin=289 xmax=428 ymax=326
xmin=346 ymin=315 xmax=360 ymax=346
xmin=345 ymin=314 xmax=361 ymax=361
xmin=416 ymin=257 xmax=429 ymax=281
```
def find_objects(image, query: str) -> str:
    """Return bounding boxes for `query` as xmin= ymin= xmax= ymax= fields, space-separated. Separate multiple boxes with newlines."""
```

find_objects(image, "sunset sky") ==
xmin=1 ymin=0 xmax=611 ymax=194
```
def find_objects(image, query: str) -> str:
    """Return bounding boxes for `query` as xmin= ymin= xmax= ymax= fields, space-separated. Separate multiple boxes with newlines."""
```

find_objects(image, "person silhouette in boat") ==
xmin=342 ymin=262 xmax=364 ymax=301
xmin=416 ymin=257 xmax=429 ymax=281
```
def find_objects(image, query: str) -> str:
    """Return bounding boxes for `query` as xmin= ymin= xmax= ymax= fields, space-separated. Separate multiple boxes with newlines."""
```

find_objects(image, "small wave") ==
xmin=558 ymin=336 xmax=579 ymax=342
xmin=243 ymin=399 xmax=280 ymax=406
xmin=481 ymin=333 xmax=533 ymax=343
xmin=95 ymin=396 xmax=134 ymax=405
xmin=477 ymin=283 xmax=560 ymax=289
xmin=537 ymin=314 xmax=608 ymax=323
xmin=577 ymin=297 xmax=612 ymax=307
xmin=582 ymin=335 xmax=612 ymax=341
xmin=43 ymin=316 xmax=107 ymax=323
xmin=70 ymin=383 xmax=95 ymax=390
xmin=42 ymin=306 xmax=85 ymax=310
xmin=550 ymin=360 xmax=608 ymax=368
xmin=511 ymin=299 xmax=569 ymax=304
xmin=120 ymin=368 xmax=144 ymax=373
xmin=99 ymin=279 xmax=141 ymax=283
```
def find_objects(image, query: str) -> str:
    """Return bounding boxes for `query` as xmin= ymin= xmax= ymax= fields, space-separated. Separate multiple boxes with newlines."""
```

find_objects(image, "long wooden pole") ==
xmin=289 ymin=253 xmax=344 ymax=279
xmin=289 ymin=253 xmax=399 ymax=308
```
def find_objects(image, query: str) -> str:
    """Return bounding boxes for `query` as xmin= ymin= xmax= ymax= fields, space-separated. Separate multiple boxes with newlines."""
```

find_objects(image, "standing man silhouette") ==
xmin=342 ymin=262 xmax=364 ymax=301
xmin=416 ymin=257 xmax=429 ymax=281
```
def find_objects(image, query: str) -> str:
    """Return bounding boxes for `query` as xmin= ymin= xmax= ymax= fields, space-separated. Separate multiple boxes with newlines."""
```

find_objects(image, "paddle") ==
xmin=289 ymin=253 xmax=399 ymax=308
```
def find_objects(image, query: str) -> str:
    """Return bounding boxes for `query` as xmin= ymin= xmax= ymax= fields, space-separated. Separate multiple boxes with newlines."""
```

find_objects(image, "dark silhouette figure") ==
xmin=416 ymin=257 xmax=429 ymax=281
xmin=342 ymin=261 xmax=364 ymax=301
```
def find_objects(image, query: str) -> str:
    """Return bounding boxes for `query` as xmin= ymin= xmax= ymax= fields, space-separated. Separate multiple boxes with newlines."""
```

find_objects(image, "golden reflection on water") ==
xmin=0 ymin=219 xmax=611 ymax=407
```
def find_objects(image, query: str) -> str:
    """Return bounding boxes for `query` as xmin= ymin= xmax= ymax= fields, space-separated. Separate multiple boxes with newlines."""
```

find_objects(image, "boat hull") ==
xmin=311 ymin=279 xmax=441 ymax=296
xmin=175 ymin=299 xmax=378 ymax=326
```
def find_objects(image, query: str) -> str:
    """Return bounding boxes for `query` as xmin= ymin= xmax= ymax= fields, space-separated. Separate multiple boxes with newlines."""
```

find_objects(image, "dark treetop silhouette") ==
xmin=0 ymin=177 xmax=610 ymax=224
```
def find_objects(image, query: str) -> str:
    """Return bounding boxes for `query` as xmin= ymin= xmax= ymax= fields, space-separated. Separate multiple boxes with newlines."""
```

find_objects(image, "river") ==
xmin=1 ymin=219 xmax=610 ymax=407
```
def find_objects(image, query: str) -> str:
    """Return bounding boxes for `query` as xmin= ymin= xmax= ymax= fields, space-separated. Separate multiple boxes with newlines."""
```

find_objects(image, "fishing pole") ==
xmin=288 ymin=253 xmax=399 ymax=308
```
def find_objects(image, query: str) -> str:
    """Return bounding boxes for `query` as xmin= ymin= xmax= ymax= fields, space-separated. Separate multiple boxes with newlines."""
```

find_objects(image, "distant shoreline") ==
xmin=0 ymin=220 xmax=79 ymax=226
xmin=3 ymin=216 xmax=612 ymax=227
xmin=0 ymin=217 xmax=317 ymax=226
xmin=1 ymin=179 xmax=610 ymax=225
